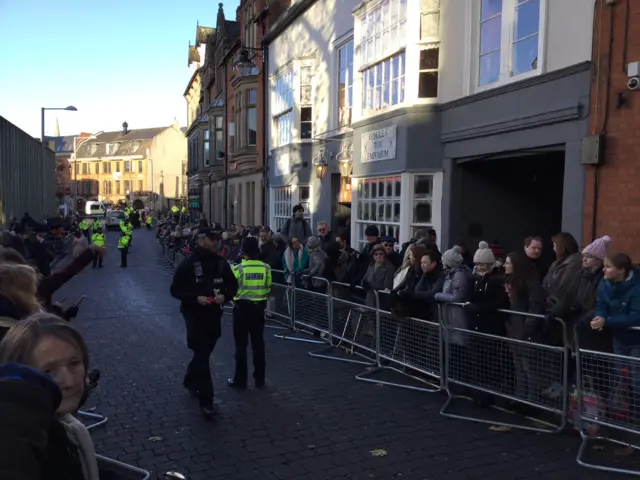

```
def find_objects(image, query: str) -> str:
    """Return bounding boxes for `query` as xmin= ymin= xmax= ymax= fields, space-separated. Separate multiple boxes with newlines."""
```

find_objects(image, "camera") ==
xmin=628 ymin=77 xmax=640 ymax=91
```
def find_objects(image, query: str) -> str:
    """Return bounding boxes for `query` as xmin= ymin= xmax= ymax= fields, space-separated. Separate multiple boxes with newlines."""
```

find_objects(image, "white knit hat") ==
xmin=473 ymin=241 xmax=496 ymax=264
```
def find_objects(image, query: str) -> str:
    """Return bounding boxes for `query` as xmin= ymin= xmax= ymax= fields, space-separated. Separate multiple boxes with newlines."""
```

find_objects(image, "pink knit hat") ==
xmin=582 ymin=235 xmax=611 ymax=260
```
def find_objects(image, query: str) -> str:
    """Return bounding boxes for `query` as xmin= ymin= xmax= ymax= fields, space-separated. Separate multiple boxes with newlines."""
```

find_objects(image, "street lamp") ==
xmin=234 ymin=48 xmax=261 ymax=76
xmin=337 ymin=142 xmax=354 ymax=178
xmin=41 ymin=105 xmax=77 ymax=216
xmin=312 ymin=149 xmax=330 ymax=180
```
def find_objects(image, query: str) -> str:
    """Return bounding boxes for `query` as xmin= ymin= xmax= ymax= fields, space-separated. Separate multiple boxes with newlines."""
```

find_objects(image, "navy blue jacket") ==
xmin=596 ymin=269 xmax=640 ymax=345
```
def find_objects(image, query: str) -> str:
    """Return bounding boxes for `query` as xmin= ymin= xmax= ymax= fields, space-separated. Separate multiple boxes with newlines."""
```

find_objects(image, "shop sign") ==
xmin=361 ymin=125 xmax=397 ymax=163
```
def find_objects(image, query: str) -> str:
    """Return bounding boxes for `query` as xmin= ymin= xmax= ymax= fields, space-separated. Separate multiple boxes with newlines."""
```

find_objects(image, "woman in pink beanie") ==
xmin=582 ymin=235 xmax=612 ymax=261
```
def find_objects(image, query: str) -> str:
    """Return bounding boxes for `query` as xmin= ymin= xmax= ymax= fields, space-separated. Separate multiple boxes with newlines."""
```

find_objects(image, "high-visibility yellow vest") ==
xmin=92 ymin=220 xmax=101 ymax=230
xmin=232 ymin=259 xmax=272 ymax=302
xmin=145 ymin=216 xmax=152 ymax=225
xmin=79 ymin=220 xmax=89 ymax=231
xmin=91 ymin=233 xmax=105 ymax=246
xmin=119 ymin=221 xmax=132 ymax=237
xmin=171 ymin=205 xmax=179 ymax=213
xmin=118 ymin=235 xmax=130 ymax=249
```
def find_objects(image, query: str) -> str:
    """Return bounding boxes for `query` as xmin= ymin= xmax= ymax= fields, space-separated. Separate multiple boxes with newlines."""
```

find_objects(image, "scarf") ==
xmin=59 ymin=413 xmax=100 ymax=480
xmin=284 ymin=247 xmax=304 ymax=273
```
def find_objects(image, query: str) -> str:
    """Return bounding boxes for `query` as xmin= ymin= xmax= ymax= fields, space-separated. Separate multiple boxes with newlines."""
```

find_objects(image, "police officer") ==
xmin=227 ymin=237 xmax=272 ymax=390
xmin=170 ymin=228 xmax=238 ymax=419
xmin=91 ymin=226 xmax=106 ymax=268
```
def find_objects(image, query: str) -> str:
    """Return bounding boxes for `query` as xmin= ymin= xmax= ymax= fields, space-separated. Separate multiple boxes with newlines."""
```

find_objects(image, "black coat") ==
xmin=0 ymin=378 xmax=85 ymax=480
xmin=467 ymin=269 xmax=509 ymax=335
xmin=412 ymin=265 xmax=445 ymax=320
xmin=170 ymin=246 xmax=238 ymax=318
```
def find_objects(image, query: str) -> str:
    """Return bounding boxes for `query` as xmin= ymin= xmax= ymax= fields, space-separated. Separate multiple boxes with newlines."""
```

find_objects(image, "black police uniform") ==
xmin=170 ymin=232 xmax=238 ymax=417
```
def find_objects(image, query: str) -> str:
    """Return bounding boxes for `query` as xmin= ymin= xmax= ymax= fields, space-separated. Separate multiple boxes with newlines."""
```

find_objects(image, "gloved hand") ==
xmin=397 ymin=289 xmax=412 ymax=299
xmin=0 ymin=363 xmax=62 ymax=411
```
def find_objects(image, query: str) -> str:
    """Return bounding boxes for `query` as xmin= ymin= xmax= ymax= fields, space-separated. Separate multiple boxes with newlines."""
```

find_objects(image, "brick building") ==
xmin=196 ymin=1 xmax=289 ymax=226
xmin=585 ymin=0 xmax=640 ymax=259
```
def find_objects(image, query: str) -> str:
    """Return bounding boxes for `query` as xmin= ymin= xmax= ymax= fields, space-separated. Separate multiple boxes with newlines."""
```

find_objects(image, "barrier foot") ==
xmin=96 ymin=454 xmax=151 ymax=480
xmin=439 ymin=390 xmax=562 ymax=434
xmin=274 ymin=329 xmax=325 ymax=344
xmin=356 ymin=366 xmax=440 ymax=393
xmin=78 ymin=410 xmax=108 ymax=431
xmin=309 ymin=345 xmax=376 ymax=365
xmin=576 ymin=434 xmax=640 ymax=476
xmin=265 ymin=322 xmax=290 ymax=331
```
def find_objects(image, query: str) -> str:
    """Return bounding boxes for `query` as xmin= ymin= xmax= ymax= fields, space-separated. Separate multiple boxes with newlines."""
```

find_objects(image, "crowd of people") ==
xmin=160 ymin=204 xmax=640 ymax=450
xmin=0 ymin=200 xmax=639 ymax=478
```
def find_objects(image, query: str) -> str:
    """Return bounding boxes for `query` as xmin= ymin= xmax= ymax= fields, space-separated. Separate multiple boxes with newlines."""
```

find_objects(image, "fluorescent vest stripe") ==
xmin=233 ymin=260 xmax=272 ymax=302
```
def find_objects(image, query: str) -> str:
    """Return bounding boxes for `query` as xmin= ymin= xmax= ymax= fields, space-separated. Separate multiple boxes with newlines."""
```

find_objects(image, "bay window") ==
xmin=214 ymin=116 xmax=223 ymax=161
xmin=272 ymin=69 xmax=294 ymax=146
xmin=363 ymin=54 xmax=405 ymax=114
xmin=478 ymin=0 xmax=542 ymax=88
xmin=355 ymin=176 xmax=401 ymax=249
xmin=247 ymin=89 xmax=257 ymax=146
xmin=357 ymin=0 xmax=407 ymax=116
xmin=338 ymin=40 xmax=354 ymax=127
xmin=204 ymin=129 xmax=211 ymax=167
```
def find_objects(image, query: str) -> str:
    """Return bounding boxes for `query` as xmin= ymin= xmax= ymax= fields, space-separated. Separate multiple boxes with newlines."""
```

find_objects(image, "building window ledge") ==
xmin=232 ymin=74 xmax=259 ymax=89
xmin=351 ymin=103 xmax=438 ymax=129
xmin=233 ymin=146 xmax=258 ymax=159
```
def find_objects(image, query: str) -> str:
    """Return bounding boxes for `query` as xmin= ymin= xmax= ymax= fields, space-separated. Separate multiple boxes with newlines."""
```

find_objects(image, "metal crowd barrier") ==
xmin=310 ymin=281 xmax=377 ymax=365
xmin=96 ymin=454 xmax=150 ymax=480
xmin=77 ymin=409 xmax=108 ymax=431
xmin=273 ymin=274 xmax=326 ymax=344
xmin=264 ymin=269 xmax=295 ymax=331
xmin=439 ymin=303 xmax=569 ymax=433
xmin=355 ymin=291 xmax=442 ymax=393
xmin=575 ymin=325 xmax=640 ymax=475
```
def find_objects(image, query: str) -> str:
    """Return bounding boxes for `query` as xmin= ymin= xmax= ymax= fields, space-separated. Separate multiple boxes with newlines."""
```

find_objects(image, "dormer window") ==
xmin=89 ymin=144 xmax=97 ymax=155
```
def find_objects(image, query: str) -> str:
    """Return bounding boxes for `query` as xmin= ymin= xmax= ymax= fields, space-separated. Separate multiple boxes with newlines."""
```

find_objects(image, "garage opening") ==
xmin=452 ymin=151 xmax=565 ymax=260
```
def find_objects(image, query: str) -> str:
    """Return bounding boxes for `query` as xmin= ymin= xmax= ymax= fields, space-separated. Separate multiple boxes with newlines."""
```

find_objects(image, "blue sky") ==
xmin=0 ymin=0 xmax=237 ymax=138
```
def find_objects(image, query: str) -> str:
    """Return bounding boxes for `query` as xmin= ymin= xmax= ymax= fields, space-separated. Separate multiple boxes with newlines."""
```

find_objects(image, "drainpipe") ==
xmin=223 ymin=61 xmax=229 ymax=229
xmin=208 ymin=171 xmax=214 ymax=226
xmin=261 ymin=25 xmax=269 ymax=226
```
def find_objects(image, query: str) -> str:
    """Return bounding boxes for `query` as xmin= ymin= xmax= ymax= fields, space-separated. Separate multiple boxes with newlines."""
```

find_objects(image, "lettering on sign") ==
xmin=361 ymin=125 xmax=397 ymax=163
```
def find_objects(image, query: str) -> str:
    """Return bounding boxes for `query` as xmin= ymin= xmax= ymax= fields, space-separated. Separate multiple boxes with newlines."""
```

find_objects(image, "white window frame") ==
xmin=337 ymin=38 xmax=354 ymax=129
xmin=270 ymin=184 xmax=313 ymax=234
xmin=469 ymin=0 xmax=547 ymax=93
xmin=299 ymin=63 xmax=314 ymax=141
xmin=271 ymin=69 xmax=294 ymax=147
xmin=351 ymin=175 xmax=403 ymax=250
xmin=356 ymin=0 xmax=408 ymax=71
xmin=351 ymin=172 xmax=442 ymax=250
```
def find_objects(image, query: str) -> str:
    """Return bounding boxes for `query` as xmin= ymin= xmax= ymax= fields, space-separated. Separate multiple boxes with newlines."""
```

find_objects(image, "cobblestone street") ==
xmin=55 ymin=230 xmax=623 ymax=480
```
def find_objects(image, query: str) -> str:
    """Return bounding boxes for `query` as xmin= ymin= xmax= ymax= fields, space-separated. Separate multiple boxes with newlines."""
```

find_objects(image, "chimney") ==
xmin=122 ymin=121 xmax=129 ymax=135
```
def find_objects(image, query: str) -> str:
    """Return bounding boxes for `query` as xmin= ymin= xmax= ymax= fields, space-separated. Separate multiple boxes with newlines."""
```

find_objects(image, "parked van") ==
xmin=85 ymin=201 xmax=107 ymax=217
